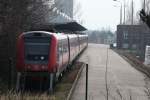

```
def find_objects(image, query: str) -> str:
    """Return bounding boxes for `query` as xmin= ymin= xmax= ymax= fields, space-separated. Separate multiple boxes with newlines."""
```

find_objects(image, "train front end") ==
xmin=17 ymin=31 xmax=57 ymax=73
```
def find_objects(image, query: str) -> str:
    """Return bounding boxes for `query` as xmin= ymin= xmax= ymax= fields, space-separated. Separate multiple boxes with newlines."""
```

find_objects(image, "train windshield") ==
xmin=25 ymin=36 xmax=51 ymax=64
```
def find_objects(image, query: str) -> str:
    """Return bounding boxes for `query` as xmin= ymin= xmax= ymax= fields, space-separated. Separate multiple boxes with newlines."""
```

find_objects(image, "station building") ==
xmin=117 ymin=25 xmax=150 ymax=60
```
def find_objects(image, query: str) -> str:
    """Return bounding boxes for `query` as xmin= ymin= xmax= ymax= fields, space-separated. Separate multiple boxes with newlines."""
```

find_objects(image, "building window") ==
xmin=122 ymin=43 xmax=129 ymax=49
xmin=123 ymin=31 xmax=128 ymax=40
xmin=132 ymin=44 xmax=137 ymax=49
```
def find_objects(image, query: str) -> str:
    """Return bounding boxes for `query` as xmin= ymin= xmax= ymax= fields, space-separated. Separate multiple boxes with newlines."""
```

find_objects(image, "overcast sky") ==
xmin=75 ymin=0 xmax=142 ymax=31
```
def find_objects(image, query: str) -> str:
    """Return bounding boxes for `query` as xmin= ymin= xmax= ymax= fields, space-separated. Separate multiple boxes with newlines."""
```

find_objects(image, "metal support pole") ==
xmin=16 ymin=72 xmax=21 ymax=91
xmin=131 ymin=0 xmax=134 ymax=25
xmin=8 ymin=58 xmax=12 ymax=90
xmin=85 ymin=64 xmax=88 ymax=100
xmin=144 ymin=0 xmax=146 ymax=11
xmin=120 ymin=4 xmax=123 ymax=24
xmin=124 ymin=0 xmax=126 ymax=24
xmin=113 ymin=0 xmax=123 ymax=24
xmin=49 ymin=73 xmax=54 ymax=93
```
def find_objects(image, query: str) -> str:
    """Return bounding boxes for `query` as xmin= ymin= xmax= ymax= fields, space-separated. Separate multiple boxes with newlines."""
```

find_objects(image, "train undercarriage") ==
xmin=16 ymin=72 xmax=56 ymax=92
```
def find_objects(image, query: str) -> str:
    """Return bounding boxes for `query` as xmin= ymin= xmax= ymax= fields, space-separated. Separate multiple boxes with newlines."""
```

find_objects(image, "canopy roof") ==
xmin=29 ymin=22 xmax=87 ymax=33
xmin=54 ymin=22 xmax=87 ymax=32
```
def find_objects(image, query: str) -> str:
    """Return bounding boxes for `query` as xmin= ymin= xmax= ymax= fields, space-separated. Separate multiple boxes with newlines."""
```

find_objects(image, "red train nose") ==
xmin=25 ymin=64 xmax=48 ymax=71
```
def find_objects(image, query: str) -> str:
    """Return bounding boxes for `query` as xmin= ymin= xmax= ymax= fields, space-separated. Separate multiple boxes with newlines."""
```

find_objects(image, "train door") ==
xmin=73 ymin=38 xmax=76 ymax=59
xmin=69 ymin=38 xmax=74 ymax=62
xmin=76 ymin=37 xmax=79 ymax=55
xmin=62 ymin=39 xmax=69 ymax=70
xmin=57 ymin=40 xmax=63 ymax=76
xmin=67 ymin=36 xmax=71 ymax=64
xmin=78 ymin=36 xmax=81 ymax=52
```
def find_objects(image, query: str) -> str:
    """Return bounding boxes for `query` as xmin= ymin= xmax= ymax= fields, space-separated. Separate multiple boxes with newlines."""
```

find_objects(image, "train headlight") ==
xmin=41 ymin=56 xmax=45 ymax=60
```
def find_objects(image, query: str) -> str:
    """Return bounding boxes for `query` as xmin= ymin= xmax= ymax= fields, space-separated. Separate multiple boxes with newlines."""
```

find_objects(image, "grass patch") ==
xmin=0 ymin=62 xmax=84 ymax=100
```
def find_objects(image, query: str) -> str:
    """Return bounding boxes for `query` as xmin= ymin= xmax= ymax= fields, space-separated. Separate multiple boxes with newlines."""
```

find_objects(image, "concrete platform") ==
xmin=71 ymin=44 xmax=149 ymax=100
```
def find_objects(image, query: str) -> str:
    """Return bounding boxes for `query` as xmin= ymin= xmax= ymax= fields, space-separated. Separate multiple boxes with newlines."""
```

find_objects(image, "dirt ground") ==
xmin=114 ymin=49 xmax=150 ymax=99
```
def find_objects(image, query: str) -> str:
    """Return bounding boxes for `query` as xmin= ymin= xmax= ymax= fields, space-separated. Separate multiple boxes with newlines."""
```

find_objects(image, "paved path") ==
xmin=71 ymin=44 xmax=149 ymax=100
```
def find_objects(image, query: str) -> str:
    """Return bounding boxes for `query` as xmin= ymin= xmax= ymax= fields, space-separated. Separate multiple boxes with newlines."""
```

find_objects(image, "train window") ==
xmin=58 ymin=41 xmax=63 ymax=55
xmin=25 ymin=37 xmax=50 ymax=43
xmin=63 ymin=46 xmax=68 ymax=53
xmin=24 ymin=37 xmax=51 ymax=64
xmin=59 ymin=47 xmax=62 ymax=52
xmin=63 ymin=40 xmax=68 ymax=53
xmin=57 ymin=46 xmax=60 ymax=61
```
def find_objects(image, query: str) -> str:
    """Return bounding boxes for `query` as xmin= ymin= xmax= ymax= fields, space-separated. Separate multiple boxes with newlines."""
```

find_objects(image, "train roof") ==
xmin=23 ymin=31 xmax=53 ymax=36
xmin=54 ymin=33 xmax=68 ymax=40
xmin=78 ymin=34 xmax=88 ymax=37
xmin=23 ymin=31 xmax=69 ymax=40
xmin=29 ymin=22 xmax=87 ymax=32
xmin=22 ymin=31 xmax=87 ymax=40
xmin=67 ymin=34 xmax=78 ymax=38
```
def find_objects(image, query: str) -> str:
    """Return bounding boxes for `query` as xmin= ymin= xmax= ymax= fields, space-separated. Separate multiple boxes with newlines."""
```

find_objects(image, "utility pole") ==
xmin=113 ymin=0 xmax=126 ymax=24
xmin=120 ymin=3 xmax=123 ymax=24
xmin=144 ymin=0 xmax=146 ymax=11
xmin=131 ymin=0 xmax=134 ymax=25
xmin=113 ymin=0 xmax=123 ymax=24
xmin=123 ymin=0 xmax=126 ymax=24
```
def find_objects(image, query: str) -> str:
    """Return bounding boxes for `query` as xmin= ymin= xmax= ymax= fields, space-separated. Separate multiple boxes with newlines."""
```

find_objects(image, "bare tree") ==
xmin=2 ymin=0 xmax=58 ymax=45
xmin=141 ymin=0 xmax=150 ymax=13
xmin=146 ymin=0 xmax=150 ymax=13
xmin=126 ymin=5 xmax=132 ymax=24
xmin=139 ymin=9 xmax=150 ymax=27
xmin=139 ymin=0 xmax=150 ymax=28
xmin=0 ymin=0 xmax=62 ymax=70
xmin=0 ymin=0 xmax=62 ymax=33
xmin=73 ymin=1 xmax=84 ymax=24
xmin=24 ymin=0 xmax=58 ymax=30
xmin=125 ymin=1 xmax=136 ymax=25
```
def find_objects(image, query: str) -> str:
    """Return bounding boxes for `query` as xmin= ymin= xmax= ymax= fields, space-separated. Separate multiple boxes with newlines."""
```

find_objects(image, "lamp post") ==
xmin=113 ymin=1 xmax=122 ymax=24
xmin=131 ymin=0 xmax=134 ymax=25
xmin=123 ymin=0 xmax=126 ymax=24
xmin=144 ymin=0 xmax=146 ymax=11
xmin=114 ymin=0 xmax=126 ymax=24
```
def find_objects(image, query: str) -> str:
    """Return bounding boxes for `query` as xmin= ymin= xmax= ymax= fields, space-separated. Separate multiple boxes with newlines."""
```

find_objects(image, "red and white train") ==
xmin=16 ymin=31 xmax=88 ymax=91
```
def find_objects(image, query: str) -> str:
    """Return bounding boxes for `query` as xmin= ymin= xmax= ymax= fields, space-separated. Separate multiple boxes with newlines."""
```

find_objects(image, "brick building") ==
xmin=117 ymin=25 xmax=150 ymax=59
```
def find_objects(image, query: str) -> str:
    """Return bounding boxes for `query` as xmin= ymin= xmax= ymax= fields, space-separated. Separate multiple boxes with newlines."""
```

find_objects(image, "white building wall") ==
xmin=144 ymin=45 xmax=150 ymax=65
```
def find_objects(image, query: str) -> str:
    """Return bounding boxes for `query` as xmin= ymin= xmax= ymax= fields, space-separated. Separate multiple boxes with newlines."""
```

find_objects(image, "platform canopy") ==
xmin=53 ymin=22 xmax=87 ymax=32
xmin=29 ymin=22 xmax=87 ymax=33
